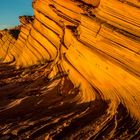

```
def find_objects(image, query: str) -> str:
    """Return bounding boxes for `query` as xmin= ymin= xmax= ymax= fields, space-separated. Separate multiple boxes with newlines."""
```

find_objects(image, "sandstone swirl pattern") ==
xmin=0 ymin=0 xmax=140 ymax=139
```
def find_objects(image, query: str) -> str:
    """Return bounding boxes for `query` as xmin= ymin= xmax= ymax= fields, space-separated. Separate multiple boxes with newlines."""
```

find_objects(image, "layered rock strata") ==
xmin=0 ymin=0 xmax=140 ymax=139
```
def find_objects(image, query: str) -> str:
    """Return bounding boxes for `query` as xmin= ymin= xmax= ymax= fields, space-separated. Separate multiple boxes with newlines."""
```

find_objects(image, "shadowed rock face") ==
xmin=19 ymin=16 xmax=34 ymax=25
xmin=8 ymin=29 xmax=20 ymax=40
xmin=0 ymin=0 xmax=140 ymax=139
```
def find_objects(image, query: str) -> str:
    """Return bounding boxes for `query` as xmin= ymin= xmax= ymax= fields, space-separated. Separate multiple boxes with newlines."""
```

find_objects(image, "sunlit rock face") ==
xmin=0 ymin=0 xmax=140 ymax=139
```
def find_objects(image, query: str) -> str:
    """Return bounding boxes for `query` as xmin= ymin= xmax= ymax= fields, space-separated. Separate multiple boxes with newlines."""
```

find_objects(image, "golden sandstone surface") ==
xmin=0 ymin=0 xmax=140 ymax=139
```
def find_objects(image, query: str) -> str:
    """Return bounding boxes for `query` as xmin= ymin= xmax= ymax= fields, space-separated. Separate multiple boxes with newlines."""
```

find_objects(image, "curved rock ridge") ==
xmin=0 ymin=0 xmax=140 ymax=139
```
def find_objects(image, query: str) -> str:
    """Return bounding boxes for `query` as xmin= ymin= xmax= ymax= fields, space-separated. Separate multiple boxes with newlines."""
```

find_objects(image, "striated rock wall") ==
xmin=0 ymin=0 xmax=140 ymax=139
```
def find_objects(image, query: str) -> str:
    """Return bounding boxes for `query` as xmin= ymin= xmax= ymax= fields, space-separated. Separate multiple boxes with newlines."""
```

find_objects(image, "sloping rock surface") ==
xmin=0 ymin=0 xmax=140 ymax=139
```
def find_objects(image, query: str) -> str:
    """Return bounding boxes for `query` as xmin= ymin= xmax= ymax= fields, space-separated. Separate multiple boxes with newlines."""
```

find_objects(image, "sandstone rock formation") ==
xmin=0 ymin=0 xmax=140 ymax=139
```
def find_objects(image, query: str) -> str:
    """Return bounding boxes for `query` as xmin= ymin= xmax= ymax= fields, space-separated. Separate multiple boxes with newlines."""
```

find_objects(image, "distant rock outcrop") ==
xmin=0 ymin=0 xmax=140 ymax=139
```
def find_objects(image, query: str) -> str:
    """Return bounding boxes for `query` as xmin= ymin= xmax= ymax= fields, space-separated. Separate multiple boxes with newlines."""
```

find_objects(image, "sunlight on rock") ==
xmin=0 ymin=0 xmax=140 ymax=139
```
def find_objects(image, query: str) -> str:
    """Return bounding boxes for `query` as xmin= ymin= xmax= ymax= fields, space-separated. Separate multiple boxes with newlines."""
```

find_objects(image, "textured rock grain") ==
xmin=0 ymin=0 xmax=140 ymax=139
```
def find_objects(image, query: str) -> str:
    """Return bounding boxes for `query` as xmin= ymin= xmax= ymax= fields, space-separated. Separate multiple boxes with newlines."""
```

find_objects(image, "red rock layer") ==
xmin=0 ymin=0 xmax=140 ymax=139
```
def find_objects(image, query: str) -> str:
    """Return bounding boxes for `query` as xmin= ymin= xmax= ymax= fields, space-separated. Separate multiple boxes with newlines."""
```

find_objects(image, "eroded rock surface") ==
xmin=0 ymin=0 xmax=140 ymax=139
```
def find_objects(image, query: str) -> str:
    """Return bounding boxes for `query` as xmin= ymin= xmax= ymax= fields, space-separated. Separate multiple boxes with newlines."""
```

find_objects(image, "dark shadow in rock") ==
xmin=9 ymin=29 xmax=20 ymax=39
